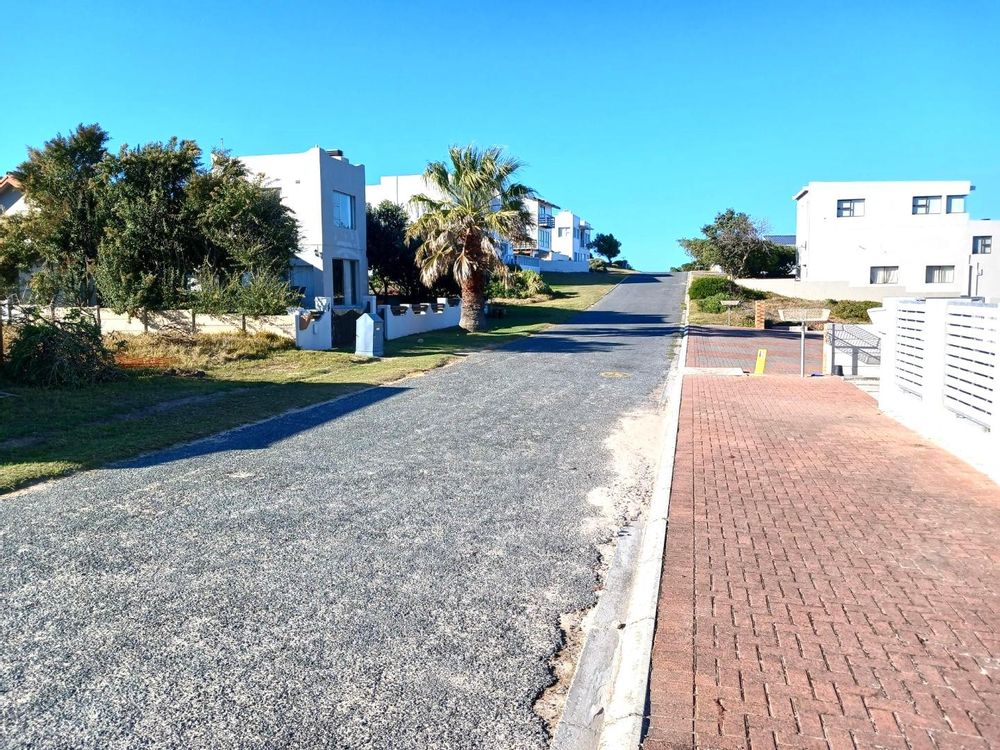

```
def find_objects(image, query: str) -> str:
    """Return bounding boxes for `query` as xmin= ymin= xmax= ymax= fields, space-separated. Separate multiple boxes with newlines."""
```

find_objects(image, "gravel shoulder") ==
xmin=0 ymin=272 xmax=686 ymax=749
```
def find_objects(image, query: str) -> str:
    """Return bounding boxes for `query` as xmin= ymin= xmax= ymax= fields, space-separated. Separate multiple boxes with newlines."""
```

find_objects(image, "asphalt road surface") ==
xmin=0 ymin=272 xmax=686 ymax=749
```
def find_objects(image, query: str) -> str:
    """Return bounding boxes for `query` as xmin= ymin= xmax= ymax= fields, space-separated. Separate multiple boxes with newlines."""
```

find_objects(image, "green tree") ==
xmin=3 ymin=124 xmax=110 ymax=305
xmin=679 ymin=208 xmax=794 ymax=278
xmin=589 ymin=232 xmax=622 ymax=263
xmin=407 ymin=146 xmax=534 ymax=332
xmin=190 ymin=152 xmax=299 ymax=278
xmin=366 ymin=200 xmax=426 ymax=298
xmin=95 ymin=138 xmax=202 ymax=314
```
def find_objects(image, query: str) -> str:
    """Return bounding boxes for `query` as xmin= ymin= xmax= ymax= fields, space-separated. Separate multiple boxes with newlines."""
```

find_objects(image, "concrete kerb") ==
xmin=552 ymin=273 xmax=691 ymax=750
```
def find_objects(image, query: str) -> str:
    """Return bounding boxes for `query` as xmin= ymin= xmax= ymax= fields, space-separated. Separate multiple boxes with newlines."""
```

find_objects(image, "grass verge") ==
xmin=0 ymin=271 xmax=625 ymax=494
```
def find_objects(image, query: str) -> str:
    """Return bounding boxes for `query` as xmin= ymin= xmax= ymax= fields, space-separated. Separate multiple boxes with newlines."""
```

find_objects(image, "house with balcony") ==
xmin=787 ymin=180 xmax=998 ymax=299
xmin=367 ymin=174 xmax=590 ymax=272
xmin=238 ymin=147 xmax=368 ymax=312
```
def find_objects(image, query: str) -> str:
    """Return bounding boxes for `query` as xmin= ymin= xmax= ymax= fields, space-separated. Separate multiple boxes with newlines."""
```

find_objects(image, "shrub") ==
xmin=589 ymin=257 xmax=607 ymax=272
xmin=689 ymin=276 xmax=734 ymax=300
xmin=697 ymin=293 xmax=727 ymax=314
xmin=487 ymin=269 xmax=553 ymax=299
xmin=689 ymin=276 xmax=768 ymax=301
xmin=6 ymin=310 xmax=120 ymax=387
xmin=830 ymin=299 xmax=880 ymax=322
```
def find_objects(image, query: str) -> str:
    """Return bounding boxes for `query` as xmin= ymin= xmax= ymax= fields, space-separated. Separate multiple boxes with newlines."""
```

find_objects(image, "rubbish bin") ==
xmin=355 ymin=312 xmax=384 ymax=357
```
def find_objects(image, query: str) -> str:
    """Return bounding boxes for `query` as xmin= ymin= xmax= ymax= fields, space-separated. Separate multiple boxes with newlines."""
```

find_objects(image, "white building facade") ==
xmin=794 ymin=180 xmax=998 ymax=299
xmin=367 ymin=174 xmax=591 ymax=272
xmin=238 ymin=147 xmax=368 ymax=309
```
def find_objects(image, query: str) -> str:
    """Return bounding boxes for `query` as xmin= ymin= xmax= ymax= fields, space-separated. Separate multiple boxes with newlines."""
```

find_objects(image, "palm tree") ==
xmin=407 ymin=145 xmax=535 ymax=332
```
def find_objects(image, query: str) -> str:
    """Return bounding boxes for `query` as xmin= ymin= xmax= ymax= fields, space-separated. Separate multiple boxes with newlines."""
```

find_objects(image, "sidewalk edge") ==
xmin=596 ymin=272 xmax=690 ymax=749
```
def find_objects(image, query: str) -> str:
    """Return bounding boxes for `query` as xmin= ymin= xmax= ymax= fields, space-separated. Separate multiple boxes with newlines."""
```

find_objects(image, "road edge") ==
xmin=551 ymin=273 xmax=690 ymax=749
xmin=596 ymin=271 xmax=689 ymax=749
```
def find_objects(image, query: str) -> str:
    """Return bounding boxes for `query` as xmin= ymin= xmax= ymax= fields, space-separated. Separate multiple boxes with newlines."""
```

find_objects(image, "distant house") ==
xmin=0 ymin=174 xmax=26 ymax=216
xmin=366 ymin=174 xmax=590 ymax=272
xmin=237 ymin=147 xmax=368 ymax=310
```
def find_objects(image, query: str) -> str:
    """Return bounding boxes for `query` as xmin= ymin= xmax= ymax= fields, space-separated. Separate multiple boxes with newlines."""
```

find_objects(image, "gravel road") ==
xmin=0 ymin=272 xmax=686 ymax=749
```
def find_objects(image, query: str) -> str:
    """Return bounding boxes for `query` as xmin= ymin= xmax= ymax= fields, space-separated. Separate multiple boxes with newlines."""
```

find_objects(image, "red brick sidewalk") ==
xmin=686 ymin=326 xmax=823 ymax=375
xmin=645 ymin=376 xmax=1000 ymax=750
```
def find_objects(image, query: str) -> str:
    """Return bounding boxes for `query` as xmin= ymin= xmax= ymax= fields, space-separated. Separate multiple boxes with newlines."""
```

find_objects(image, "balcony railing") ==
xmin=537 ymin=214 xmax=555 ymax=228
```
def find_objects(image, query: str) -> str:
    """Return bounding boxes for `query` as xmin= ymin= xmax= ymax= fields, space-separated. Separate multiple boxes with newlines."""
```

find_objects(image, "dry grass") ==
xmin=109 ymin=331 xmax=296 ymax=369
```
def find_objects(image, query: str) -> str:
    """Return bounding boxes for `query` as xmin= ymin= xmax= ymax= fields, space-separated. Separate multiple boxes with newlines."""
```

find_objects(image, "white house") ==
xmin=791 ymin=180 xmax=998 ymax=299
xmin=0 ymin=174 xmax=27 ymax=217
xmin=238 ymin=147 xmax=368 ymax=310
xmin=552 ymin=210 xmax=592 ymax=265
xmin=366 ymin=174 xmax=590 ymax=272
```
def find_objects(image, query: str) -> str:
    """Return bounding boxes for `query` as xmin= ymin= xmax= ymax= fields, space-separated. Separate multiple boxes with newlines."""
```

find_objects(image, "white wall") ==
xmin=739 ymin=277 xmax=908 ymax=301
xmin=795 ymin=180 xmax=998 ymax=297
xmin=365 ymin=174 xmax=438 ymax=221
xmin=378 ymin=298 xmax=461 ymax=340
xmin=878 ymin=297 xmax=1000 ymax=486
xmin=553 ymin=210 xmax=592 ymax=264
xmin=239 ymin=147 xmax=367 ymax=308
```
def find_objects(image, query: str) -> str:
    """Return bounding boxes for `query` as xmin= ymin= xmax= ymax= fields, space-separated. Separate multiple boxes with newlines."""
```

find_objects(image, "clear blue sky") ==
xmin=5 ymin=0 xmax=998 ymax=271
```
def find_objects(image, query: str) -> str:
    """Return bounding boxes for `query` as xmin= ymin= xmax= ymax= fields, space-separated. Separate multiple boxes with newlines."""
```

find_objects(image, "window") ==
xmin=973 ymin=236 xmax=993 ymax=255
xmin=925 ymin=265 xmax=955 ymax=284
xmin=558 ymin=227 xmax=571 ymax=238
xmin=332 ymin=190 xmax=355 ymax=229
xmin=332 ymin=260 xmax=345 ymax=305
xmin=836 ymin=198 xmax=865 ymax=217
xmin=912 ymin=195 xmax=942 ymax=215
xmin=947 ymin=195 xmax=967 ymax=214
xmin=539 ymin=229 xmax=551 ymax=249
xmin=870 ymin=266 xmax=899 ymax=284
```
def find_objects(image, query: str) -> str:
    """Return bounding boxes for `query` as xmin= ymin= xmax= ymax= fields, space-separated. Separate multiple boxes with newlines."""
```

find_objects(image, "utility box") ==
xmin=355 ymin=312 xmax=384 ymax=358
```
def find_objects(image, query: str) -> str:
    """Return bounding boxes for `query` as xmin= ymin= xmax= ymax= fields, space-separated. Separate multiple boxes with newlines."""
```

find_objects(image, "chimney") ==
xmin=327 ymin=149 xmax=348 ymax=163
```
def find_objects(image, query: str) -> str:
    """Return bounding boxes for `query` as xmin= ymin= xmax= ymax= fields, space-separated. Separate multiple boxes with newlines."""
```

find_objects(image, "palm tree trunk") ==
xmin=459 ymin=272 xmax=487 ymax=332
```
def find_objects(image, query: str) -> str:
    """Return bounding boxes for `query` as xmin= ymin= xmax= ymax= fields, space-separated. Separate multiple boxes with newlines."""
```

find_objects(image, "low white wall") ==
xmin=46 ymin=307 xmax=296 ymax=338
xmin=378 ymin=298 xmax=461 ymax=340
xmin=878 ymin=297 xmax=1000 ymax=485
xmin=293 ymin=309 xmax=332 ymax=350
xmin=737 ymin=278 xmax=904 ymax=301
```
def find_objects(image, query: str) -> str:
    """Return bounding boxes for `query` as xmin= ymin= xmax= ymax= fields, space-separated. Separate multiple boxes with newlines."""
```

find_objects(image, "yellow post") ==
xmin=753 ymin=348 xmax=767 ymax=376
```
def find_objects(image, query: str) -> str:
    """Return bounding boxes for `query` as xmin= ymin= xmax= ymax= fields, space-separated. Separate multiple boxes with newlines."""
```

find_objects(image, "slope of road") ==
xmin=0 ymin=272 xmax=686 ymax=749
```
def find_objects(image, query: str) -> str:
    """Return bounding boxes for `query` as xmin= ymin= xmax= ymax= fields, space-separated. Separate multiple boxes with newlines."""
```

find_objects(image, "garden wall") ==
xmin=377 ymin=298 xmax=462 ymax=340
xmin=48 ymin=307 xmax=297 ymax=339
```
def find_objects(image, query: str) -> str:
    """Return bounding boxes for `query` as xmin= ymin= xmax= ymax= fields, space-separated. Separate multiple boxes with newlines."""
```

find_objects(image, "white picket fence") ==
xmin=879 ymin=297 xmax=999 ymax=483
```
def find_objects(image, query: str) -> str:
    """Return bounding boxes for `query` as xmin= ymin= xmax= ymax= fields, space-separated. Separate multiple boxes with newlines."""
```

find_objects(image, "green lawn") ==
xmin=0 ymin=271 xmax=626 ymax=494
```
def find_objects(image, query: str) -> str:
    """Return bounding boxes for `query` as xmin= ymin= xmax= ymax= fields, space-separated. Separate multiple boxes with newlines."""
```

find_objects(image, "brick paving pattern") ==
xmin=686 ymin=326 xmax=822 ymax=375
xmin=645 ymin=375 xmax=1000 ymax=750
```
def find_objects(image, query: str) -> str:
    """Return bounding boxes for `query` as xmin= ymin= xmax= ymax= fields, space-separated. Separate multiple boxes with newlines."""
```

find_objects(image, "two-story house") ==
xmin=238 ymin=147 xmax=368 ymax=310
xmin=366 ymin=174 xmax=591 ymax=271
xmin=794 ymin=180 xmax=997 ymax=298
